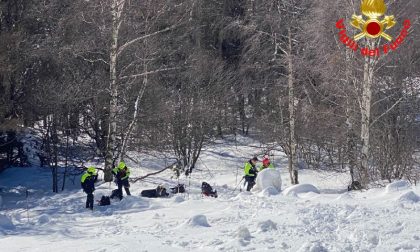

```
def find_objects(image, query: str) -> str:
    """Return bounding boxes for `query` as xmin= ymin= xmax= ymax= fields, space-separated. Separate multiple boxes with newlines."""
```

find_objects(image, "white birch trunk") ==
xmin=104 ymin=0 xmax=125 ymax=182
xmin=287 ymin=27 xmax=298 ymax=185
xmin=360 ymin=42 xmax=376 ymax=186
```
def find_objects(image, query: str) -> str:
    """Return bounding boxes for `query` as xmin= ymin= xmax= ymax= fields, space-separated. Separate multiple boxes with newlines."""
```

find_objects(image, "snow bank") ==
xmin=184 ymin=215 xmax=211 ymax=227
xmin=385 ymin=181 xmax=411 ymax=193
xmin=257 ymin=220 xmax=278 ymax=233
xmin=397 ymin=191 xmax=420 ymax=203
xmin=0 ymin=214 xmax=15 ymax=230
xmin=255 ymin=168 xmax=282 ymax=192
xmin=283 ymin=184 xmax=320 ymax=196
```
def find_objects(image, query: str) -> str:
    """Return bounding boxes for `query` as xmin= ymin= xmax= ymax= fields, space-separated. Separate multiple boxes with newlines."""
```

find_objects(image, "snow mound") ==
xmin=297 ymin=241 xmax=328 ymax=252
xmin=283 ymin=184 xmax=320 ymax=196
xmin=117 ymin=196 xmax=150 ymax=210
xmin=236 ymin=226 xmax=252 ymax=241
xmin=0 ymin=214 xmax=15 ymax=230
xmin=255 ymin=168 xmax=282 ymax=192
xmin=184 ymin=215 xmax=211 ymax=227
xmin=38 ymin=214 xmax=50 ymax=225
xmin=385 ymin=181 xmax=411 ymax=193
xmin=257 ymin=220 xmax=278 ymax=232
xmin=173 ymin=196 xmax=185 ymax=203
xmin=397 ymin=191 xmax=419 ymax=203
xmin=335 ymin=193 xmax=353 ymax=201
xmin=258 ymin=186 xmax=279 ymax=197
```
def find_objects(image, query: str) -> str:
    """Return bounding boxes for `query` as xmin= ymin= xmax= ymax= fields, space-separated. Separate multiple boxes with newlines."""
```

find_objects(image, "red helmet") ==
xmin=263 ymin=158 xmax=270 ymax=166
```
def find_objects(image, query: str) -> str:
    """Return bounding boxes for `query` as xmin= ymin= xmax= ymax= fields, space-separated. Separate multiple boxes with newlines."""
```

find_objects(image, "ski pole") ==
xmin=232 ymin=177 xmax=244 ymax=193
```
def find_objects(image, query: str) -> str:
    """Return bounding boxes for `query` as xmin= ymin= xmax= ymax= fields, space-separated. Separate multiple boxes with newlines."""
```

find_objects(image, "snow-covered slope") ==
xmin=0 ymin=136 xmax=419 ymax=251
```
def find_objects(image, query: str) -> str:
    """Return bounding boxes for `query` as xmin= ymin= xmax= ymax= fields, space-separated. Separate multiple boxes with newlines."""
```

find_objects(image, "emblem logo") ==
xmin=351 ymin=0 xmax=396 ymax=41
xmin=335 ymin=0 xmax=411 ymax=57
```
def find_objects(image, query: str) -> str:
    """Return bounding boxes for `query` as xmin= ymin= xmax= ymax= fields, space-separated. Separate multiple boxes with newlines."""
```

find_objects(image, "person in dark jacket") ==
xmin=81 ymin=166 xmax=97 ymax=210
xmin=112 ymin=161 xmax=131 ymax=199
xmin=244 ymin=157 xmax=259 ymax=191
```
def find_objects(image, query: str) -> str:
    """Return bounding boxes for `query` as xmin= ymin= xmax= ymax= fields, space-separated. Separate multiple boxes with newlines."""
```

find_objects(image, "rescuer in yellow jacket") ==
xmin=244 ymin=157 xmax=259 ymax=191
xmin=112 ymin=161 xmax=131 ymax=199
xmin=81 ymin=166 xmax=97 ymax=210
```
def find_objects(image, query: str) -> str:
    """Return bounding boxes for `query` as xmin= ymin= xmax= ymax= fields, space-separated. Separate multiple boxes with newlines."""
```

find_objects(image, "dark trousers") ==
xmin=86 ymin=193 xmax=94 ymax=210
xmin=245 ymin=176 xmax=256 ymax=191
xmin=117 ymin=179 xmax=131 ymax=199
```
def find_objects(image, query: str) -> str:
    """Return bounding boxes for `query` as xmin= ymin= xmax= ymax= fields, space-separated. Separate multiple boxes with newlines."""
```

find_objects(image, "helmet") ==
xmin=118 ymin=161 xmax=126 ymax=169
xmin=87 ymin=166 xmax=97 ymax=175
xmin=263 ymin=158 xmax=270 ymax=166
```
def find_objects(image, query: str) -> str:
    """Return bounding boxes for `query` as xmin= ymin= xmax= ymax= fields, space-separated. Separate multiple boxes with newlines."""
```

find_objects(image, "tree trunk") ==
xmin=287 ymin=27 xmax=298 ymax=185
xmin=104 ymin=0 xmax=125 ymax=182
xmin=360 ymin=43 xmax=376 ymax=186
xmin=344 ymin=50 xmax=357 ymax=183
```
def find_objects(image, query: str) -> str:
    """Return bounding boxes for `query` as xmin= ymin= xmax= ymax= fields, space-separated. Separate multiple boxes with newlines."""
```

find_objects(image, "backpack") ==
xmin=201 ymin=182 xmax=218 ymax=198
xmin=99 ymin=196 xmax=111 ymax=206
xmin=156 ymin=185 xmax=169 ymax=197
xmin=170 ymin=184 xmax=186 ymax=194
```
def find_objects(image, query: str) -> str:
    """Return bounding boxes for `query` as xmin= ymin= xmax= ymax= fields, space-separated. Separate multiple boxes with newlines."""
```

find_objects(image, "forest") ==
xmin=1 ymin=0 xmax=419 ymax=191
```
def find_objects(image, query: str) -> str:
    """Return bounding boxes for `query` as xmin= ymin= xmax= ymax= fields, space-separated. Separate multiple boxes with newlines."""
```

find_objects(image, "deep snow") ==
xmin=0 ymin=136 xmax=419 ymax=252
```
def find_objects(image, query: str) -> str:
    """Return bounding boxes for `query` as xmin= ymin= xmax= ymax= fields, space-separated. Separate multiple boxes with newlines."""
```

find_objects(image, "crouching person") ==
xmin=112 ymin=161 xmax=131 ymax=199
xmin=81 ymin=167 xmax=97 ymax=210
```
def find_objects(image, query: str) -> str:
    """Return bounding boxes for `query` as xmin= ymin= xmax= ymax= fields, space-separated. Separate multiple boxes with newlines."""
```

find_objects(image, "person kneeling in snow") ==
xmin=244 ymin=157 xmax=259 ymax=191
xmin=81 ymin=167 xmax=97 ymax=210
xmin=112 ymin=161 xmax=131 ymax=199
xmin=258 ymin=156 xmax=274 ymax=172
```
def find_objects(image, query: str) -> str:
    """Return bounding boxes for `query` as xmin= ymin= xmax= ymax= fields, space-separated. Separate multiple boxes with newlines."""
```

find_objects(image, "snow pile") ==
xmin=184 ymin=215 xmax=211 ymax=227
xmin=397 ymin=191 xmax=420 ymax=203
xmin=283 ymin=184 xmax=320 ymax=196
xmin=38 ymin=214 xmax=50 ymax=225
xmin=297 ymin=241 xmax=328 ymax=252
xmin=173 ymin=196 xmax=185 ymax=203
xmin=257 ymin=220 xmax=278 ymax=233
xmin=0 ymin=214 xmax=15 ymax=230
xmin=258 ymin=186 xmax=280 ymax=197
xmin=385 ymin=180 xmax=411 ymax=193
xmin=255 ymin=168 xmax=282 ymax=192
xmin=116 ymin=196 xmax=150 ymax=210
xmin=236 ymin=226 xmax=252 ymax=241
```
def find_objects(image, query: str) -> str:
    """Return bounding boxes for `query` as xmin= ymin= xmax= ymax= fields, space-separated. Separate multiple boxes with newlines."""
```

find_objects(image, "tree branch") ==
xmin=370 ymin=97 xmax=404 ymax=127
xmin=120 ymin=67 xmax=184 ymax=80
xmin=130 ymin=161 xmax=177 ymax=183
xmin=117 ymin=24 xmax=180 ymax=56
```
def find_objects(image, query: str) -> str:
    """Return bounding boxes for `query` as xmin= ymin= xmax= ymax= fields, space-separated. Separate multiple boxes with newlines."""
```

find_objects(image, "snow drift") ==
xmin=0 ymin=214 xmax=15 ymax=230
xmin=397 ymin=191 xmax=420 ymax=203
xmin=283 ymin=184 xmax=320 ymax=196
xmin=255 ymin=168 xmax=282 ymax=192
xmin=385 ymin=180 xmax=411 ymax=193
